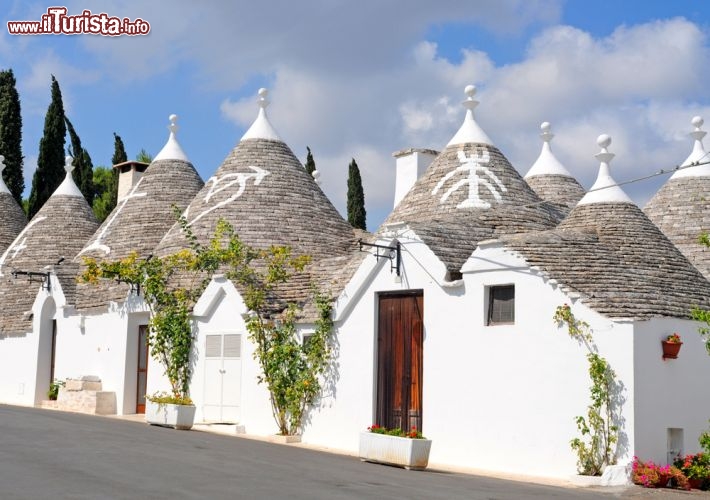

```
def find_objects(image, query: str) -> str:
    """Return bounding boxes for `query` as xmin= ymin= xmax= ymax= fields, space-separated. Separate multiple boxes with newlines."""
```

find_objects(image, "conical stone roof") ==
xmin=501 ymin=136 xmax=710 ymax=319
xmin=74 ymin=115 xmax=204 ymax=310
xmin=644 ymin=116 xmax=710 ymax=278
xmin=383 ymin=86 xmax=562 ymax=276
xmin=0 ymin=157 xmax=98 ymax=335
xmin=154 ymin=89 xmax=360 ymax=313
xmin=0 ymin=156 xmax=27 ymax=254
xmin=524 ymin=122 xmax=585 ymax=213
xmin=156 ymin=89 xmax=357 ymax=261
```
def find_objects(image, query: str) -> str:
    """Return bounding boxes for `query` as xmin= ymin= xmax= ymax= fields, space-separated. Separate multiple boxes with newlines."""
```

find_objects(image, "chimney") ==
xmin=113 ymin=160 xmax=149 ymax=202
xmin=392 ymin=148 xmax=438 ymax=208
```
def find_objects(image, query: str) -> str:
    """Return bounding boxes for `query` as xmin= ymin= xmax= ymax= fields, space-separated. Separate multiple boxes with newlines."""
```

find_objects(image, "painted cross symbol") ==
xmin=432 ymin=150 xmax=507 ymax=209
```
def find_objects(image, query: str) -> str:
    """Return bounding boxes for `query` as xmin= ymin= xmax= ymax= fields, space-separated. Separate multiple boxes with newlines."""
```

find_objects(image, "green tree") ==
xmin=28 ymin=75 xmax=66 ymax=218
xmin=346 ymin=158 xmax=366 ymax=230
xmin=91 ymin=166 xmax=114 ymax=222
xmin=112 ymin=132 xmax=127 ymax=165
xmin=65 ymin=116 xmax=94 ymax=204
xmin=0 ymin=69 xmax=24 ymax=205
xmin=136 ymin=148 xmax=152 ymax=164
xmin=304 ymin=146 xmax=315 ymax=176
xmin=96 ymin=132 xmax=128 ymax=219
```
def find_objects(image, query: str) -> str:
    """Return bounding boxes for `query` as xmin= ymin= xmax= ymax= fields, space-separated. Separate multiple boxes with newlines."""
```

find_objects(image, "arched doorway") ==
xmin=34 ymin=297 xmax=56 ymax=405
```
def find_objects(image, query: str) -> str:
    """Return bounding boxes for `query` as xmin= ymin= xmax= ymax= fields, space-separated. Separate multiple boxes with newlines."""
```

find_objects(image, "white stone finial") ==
xmin=154 ymin=113 xmax=189 ymax=162
xmin=597 ymin=134 xmax=611 ymax=149
xmin=447 ymin=84 xmax=493 ymax=146
xmin=595 ymin=134 xmax=614 ymax=164
xmin=51 ymin=155 xmax=83 ymax=197
xmin=578 ymin=133 xmax=633 ymax=206
xmin=241 ymin=87 xmax=281 ymax=141
xmin=674 ymin=115 xmax=710 ymax=178
xmin=464 ymin=84 xmax=477 ymax=100
xmin=595 ymin=134 xmax=612 ymax=162
xmin=540 ymin=122 xmax=553 ymax=142
xmin=168 ymin=114 xmax=179 ymax=134
xmin=312 ymin=169 xmax=321 ymax=186
xmin=524 ymin=121 xmax=573 ymax=178
xmin=65 ymin=155 xmax=75 ymax=173
xmin=258 ymin=88 xmax=269 ymax=108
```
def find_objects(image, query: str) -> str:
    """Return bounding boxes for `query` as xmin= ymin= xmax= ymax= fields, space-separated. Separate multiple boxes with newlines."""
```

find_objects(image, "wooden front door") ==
xmin=136 ymin=325 xmax=149 ymax=414
xmin=376 ymin=292 xmax=423 ymax=432
xmin=49 ymin=320 xmax=57 ymax=384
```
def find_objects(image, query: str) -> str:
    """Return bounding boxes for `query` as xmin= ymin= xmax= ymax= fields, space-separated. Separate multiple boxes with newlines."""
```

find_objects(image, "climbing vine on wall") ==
xmin=81 ymin=211 xmax=336 ymax=434
xmin=553 ymin=304 xmax=620 ymax=476
xmin=212 ymin=220 xmax=335 ymax=436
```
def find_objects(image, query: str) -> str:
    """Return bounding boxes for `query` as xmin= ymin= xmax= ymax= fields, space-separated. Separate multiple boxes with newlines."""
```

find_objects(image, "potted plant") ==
xmin=662 ymin=333 xmax=683 ymax=359
xmin=47 ymin=379 xmax=65 ymax=401
xmin=145 ymin=391 xmax=196 ymax=430
xmin=359 ymin=425 xmax=432 ymax=470
xmin=674 ymin=453 xmax=710 ymax=490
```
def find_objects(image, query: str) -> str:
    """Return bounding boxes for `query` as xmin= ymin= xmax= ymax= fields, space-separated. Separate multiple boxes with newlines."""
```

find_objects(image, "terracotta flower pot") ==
xmin=662 ymin=340 xmax=682 ymax=360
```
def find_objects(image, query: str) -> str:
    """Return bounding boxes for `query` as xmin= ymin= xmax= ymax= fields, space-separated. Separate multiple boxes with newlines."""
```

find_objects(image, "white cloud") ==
xmin=215 ymin=16 xmax=710 ymax=227
xmin=5 ymin=2 xmax=710 ymax=228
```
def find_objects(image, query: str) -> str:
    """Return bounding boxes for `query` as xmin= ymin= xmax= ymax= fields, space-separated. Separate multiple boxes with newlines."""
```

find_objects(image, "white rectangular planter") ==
xmin=145 ymin=401 xmax=196 ymax=430
xmin=359 ymin=432 xmax=432 ymax=470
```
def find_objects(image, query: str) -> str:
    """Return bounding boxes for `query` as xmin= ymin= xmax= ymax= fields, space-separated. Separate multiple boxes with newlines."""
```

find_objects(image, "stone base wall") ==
xmin=55 ymin=377 xmax=117 ymax=415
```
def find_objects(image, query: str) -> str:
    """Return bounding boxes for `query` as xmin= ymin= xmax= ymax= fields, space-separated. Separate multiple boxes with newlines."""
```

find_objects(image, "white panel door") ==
xmin=203 ymin=333 xmax=242 ymax=423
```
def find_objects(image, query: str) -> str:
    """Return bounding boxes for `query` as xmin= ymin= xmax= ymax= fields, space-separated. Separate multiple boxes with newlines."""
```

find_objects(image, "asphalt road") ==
xmin=0 ymin=405 xmax=697 ymax=499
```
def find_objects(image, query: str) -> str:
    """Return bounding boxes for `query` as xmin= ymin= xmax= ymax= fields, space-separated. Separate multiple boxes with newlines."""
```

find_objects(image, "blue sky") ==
xmin=2 ymin=0 xmax=710 ymax=229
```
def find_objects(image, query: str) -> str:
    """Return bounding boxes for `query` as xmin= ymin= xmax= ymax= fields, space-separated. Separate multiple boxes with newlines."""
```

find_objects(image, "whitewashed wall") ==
xmin=48 ymin=282 xmax=150 ymax=415
xmin=300 ymin=235 xmax=639 ymax=478
xmin=632 ymin=317 xmax=710 ymax=464
xmin=0 ymin=279 xmax=63 ymax=406
xmin=132 ymin=234 xmax=710 ymax=479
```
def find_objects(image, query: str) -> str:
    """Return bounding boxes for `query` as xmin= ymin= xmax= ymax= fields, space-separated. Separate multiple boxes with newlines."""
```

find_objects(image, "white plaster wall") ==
xmin=632 ymin=317 xmax=710 ymax=464
xmin=51 ymin=292 xmax=150 ymax=415
xmin=147 ymin=277 xmax=277 ymax=432
xmin=297 ymin=240 xmax=639 ymax=478
xmin=0 ymin=284 xmax=60 ymax=406
xmin=0 ymin=326 xmax=43 ymax=406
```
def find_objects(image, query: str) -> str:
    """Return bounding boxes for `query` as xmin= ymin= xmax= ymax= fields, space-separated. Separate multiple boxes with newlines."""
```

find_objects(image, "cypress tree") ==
xmin=91 ymin=166 xmax=114 ymax=222
xmin=0 ymin=69 xmax=24 ymax=205
xmin=346 ymin=158 xmax=366 ymax=230
xmin=28 ymin=75 xmax=66 ymax=218
xmin=112 ymin=132 xmax=127 ymax=165
xmin=108 ymin=132 xmax=127 ymax=208
xmin=65 ymin=116 xmax=94 ymax=204
xmin=304 ymin=146 xmax=316 ymax=176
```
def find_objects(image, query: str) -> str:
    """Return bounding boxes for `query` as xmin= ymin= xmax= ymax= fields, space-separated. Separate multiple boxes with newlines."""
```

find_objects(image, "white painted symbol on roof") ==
xmin=0 ymin=216 xmax=47 ymax=277
xmin=185 ymin=166 xmax=270 ymax=227
xmin=11 ymin=238 xmax=27 ymax=258
xmin=432 ymin=150 xmax=507 ymax=209
xmin=78 ymin=177 xmax=148 ymax=257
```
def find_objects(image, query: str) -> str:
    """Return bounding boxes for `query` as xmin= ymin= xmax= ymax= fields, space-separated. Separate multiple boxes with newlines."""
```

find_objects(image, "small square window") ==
xmin=487 ymin=285 xmax=515 ymax=325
